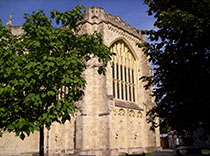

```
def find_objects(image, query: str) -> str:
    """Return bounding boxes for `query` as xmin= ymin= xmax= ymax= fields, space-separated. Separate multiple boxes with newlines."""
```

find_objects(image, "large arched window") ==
xmin=111 ymin=40 xmax=137 ymax=103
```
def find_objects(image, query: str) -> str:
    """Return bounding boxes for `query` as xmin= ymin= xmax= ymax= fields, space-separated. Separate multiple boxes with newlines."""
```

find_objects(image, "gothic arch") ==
xmin=109 ymin=37 xmax=138 ymax=61
xmin=110 ymin=38 xmax=138 ymax=103
xmin=118 ymin=108 xmax=125 ymax=116
xmin=129 ymin=110 xmax=135 ymax=117
xmin=137 ymin=111 xmax=142 ymax=118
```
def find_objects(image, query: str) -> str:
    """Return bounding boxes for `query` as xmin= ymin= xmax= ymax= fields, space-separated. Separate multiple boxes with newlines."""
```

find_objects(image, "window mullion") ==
xmin=111 ymin=41 xmax=136 ymax=103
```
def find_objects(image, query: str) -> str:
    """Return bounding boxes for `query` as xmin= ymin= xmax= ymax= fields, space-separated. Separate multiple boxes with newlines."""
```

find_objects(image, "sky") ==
xmin=0 ymin=0 xmax=155 ymax=31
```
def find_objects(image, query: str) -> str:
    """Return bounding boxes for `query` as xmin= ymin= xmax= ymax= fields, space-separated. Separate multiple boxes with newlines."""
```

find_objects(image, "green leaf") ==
xmin=0 ymin=5 xmax=113 ymax=143
xmin=20 ymin=132 xmax=25 ymax=140
xmin=47 ymin=90 xmax=55 ymax=96
xmin=7 ymin=124 xmax=14 ymax=131
xmin=141 ymin=0 xmax=210 ymax=136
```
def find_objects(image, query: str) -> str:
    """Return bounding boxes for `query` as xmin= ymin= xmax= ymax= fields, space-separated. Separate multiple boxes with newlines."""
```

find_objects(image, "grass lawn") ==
xmin=202 ymin=149 xmax=210 ymax=153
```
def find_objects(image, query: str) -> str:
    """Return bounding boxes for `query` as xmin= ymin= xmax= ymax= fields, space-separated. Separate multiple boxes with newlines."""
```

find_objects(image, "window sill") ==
xmin=114 ymin=100 xmax=143 ymax=111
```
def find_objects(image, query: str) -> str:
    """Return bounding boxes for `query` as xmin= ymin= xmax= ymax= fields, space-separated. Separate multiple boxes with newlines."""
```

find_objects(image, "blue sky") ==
xmin=0 ymin=0 xmax=155 ymax=31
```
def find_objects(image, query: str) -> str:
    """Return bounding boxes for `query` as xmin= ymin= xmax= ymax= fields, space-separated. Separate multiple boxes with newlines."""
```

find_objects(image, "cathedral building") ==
xmin=0 ymin=7 xmax=160 ymax=156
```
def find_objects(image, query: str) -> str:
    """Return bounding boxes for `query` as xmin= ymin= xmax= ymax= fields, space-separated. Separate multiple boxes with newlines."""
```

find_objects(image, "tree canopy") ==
xmin=0 ymin=5 xmax=113 ymax=141
xmin=139 ymin=0 xmax=210 ymax=136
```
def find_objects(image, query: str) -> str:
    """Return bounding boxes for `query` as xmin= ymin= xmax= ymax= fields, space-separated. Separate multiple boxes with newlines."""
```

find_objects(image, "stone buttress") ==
xmin=0 ymin=7 xmax=160 ymax=156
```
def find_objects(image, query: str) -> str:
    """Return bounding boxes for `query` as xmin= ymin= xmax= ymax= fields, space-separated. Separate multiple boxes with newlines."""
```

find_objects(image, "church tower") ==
xmin=0 ymin=7 xmax=160 ymax=156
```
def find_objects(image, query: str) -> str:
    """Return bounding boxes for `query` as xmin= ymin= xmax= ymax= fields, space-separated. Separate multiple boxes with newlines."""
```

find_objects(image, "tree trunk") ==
xmin=40 ymin=127 xmax=44 ymax=156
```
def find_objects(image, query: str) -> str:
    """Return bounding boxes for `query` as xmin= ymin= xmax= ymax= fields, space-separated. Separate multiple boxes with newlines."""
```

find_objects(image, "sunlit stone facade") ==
xmin=0 ymin=7 xmax=160 ymax=156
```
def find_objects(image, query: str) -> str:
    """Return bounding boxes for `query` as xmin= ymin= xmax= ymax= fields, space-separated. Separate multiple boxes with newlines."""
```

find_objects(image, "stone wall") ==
xmin=0 ymin=6 xmax=160 ymax=156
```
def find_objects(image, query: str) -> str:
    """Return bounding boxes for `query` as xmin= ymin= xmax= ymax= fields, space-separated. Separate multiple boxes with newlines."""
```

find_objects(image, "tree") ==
xmin=0 ymin=5 xmax=113 ymax=155
xmin=139 ymin=0 xmax=210 ymax=139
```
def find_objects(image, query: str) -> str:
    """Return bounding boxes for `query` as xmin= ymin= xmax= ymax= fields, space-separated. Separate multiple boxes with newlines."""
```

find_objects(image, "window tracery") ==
xmin=111 ymin=40 xmax=137 ymax=103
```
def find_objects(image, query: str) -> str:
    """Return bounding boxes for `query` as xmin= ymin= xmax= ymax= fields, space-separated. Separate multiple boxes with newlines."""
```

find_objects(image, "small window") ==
xmin=113 ymin=81 xmax=115 ymax=98
xmin=132 ymin=69 xmax=134 ymax=83
xmin=133 ymin=86 xmax=135 ymax=102
xmin=117 ymin=82 xmax=120 ymax=99
xmin=112 ymin=62 xmax=115 ymax=79
xmin=128 ymin=68 xmax=130 ymax=83
xmin=124 ymin=66 xmax=127 ymax=82
xmin=120 ymin=65 xmax=123 ymax=81
xmin=129 ymin=86 xmax=131 ymax=101
xmin=121 ymin=83 xmax=124 ymax=100
xmin=116 ymin=63 xmax=119 ymax=80
xmin=125 ymin=84 xmax=128 ymax=100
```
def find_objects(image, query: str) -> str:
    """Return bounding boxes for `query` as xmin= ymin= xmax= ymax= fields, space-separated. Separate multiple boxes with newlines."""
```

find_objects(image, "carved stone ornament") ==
xmin=137 ymin=111 xmax=142 ymax=118
xmin=110 ymin=105 xmax=117 ymax=116
xmin=118 ymin=108 xmax=125 ymax=116
xmin=5 ymin=12 xmax=13 ymax=26
xmin=129 ymin=110 xmax=135 ymax=117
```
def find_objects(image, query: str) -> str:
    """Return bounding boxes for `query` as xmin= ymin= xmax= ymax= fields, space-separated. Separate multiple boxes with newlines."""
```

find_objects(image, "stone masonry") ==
xmin=0 ymin=7 xmax=160 ymax=156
